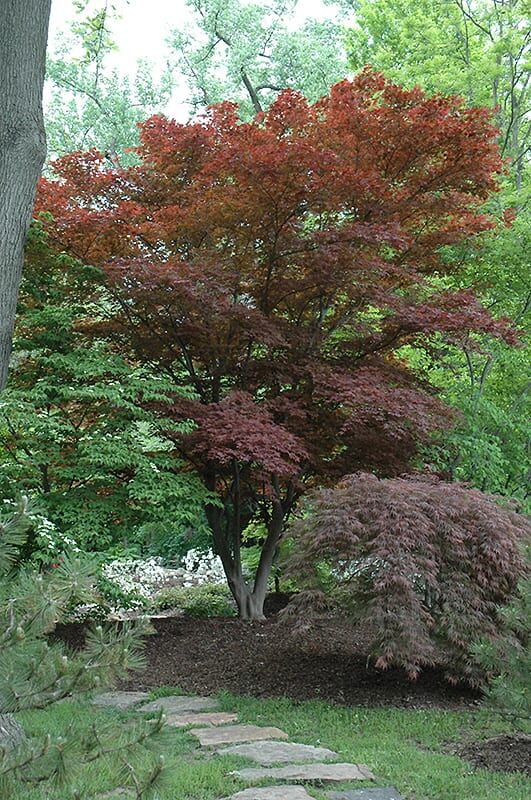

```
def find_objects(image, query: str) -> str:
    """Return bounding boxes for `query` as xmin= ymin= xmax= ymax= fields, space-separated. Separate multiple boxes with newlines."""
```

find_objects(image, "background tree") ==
xmin=0 ymin=223 xmax=211 ymax=558
xmin=0 ymin=0 xmax=51 ymax=391
xmin=38 ymin=71 xmax=512 ymax=619
xmin=46 ymin=1 xmax=174 ymax=159
xmin=170 ymin=0 xmax=347 ymax=118
xmin=344 ymin=0 xmax=530 ymax=503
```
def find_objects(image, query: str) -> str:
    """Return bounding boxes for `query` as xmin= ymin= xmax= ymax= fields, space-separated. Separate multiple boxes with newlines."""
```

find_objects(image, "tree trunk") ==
xmin=230 ymin=574 xmax=268 ymax=621
xmin=0 ymin=0 xmax=51 ymax=391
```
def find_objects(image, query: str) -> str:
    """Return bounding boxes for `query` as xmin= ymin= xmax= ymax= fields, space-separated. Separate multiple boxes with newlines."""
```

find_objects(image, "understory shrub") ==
xmin=285 ymin=472 xmax=530 ymax=685
xmin=155 ymin=583 xmax=236 ymax=618
xmin=472 ymin=577 xmax=531 ymax=729
xmin=0 ymin=499 xmax=165 ymax=794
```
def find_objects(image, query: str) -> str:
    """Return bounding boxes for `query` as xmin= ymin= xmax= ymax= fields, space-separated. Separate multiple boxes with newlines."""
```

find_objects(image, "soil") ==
xmin=457 ymin=734 xmax=531 ymax=776
xmin=117 ymin=614 xmax=482 ymax=711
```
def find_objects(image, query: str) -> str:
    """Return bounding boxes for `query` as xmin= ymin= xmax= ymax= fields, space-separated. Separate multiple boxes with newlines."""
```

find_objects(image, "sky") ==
xmin=47 ymin=0 xmax=341 ymax=119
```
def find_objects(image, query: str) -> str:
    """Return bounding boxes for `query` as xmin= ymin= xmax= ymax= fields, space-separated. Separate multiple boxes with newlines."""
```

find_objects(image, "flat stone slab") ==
xmin=235 ymin=763 xmax=375 ymax=783
xmin=218 ymin=740 xmax=338 ymax=765
xmin=91 ymin=691 xmax=150 ymax=710
xmin=192 ymin=724 xmax=288 ymax=747
xmin=140 ymin=695 xmax=218 ymax=714
xmin=222 ymin=788 xmax=315 ymax=800
xmin=166 ymin=711 xmax=238 ymax=728
xmin=326 ymin=790 xmax=403 ymax=800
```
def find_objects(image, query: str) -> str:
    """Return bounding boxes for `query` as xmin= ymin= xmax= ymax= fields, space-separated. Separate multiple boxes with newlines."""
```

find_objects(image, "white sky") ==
xmin=48 ymin=0 xmax=340 ymax=119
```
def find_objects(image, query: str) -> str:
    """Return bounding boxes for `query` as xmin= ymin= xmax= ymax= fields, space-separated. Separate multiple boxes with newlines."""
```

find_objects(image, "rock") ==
xmin=91 ymin=691 xmax=150 ymax=710
xmin=166 ymin=711 xmax=238 ymax=728
xmin=326 ymin=790 xmax=404 ymax=800
xmin=217 ymin=740 xmax=338 ymax=765
xmin=192 ymin=724 xmax=288 ymax=747
xmin=140 ymin=695 xmax=218 ymax=714
xmin=0 ymin=714 xmax=26 ymax=749
xmin=221 ymin=788 xmax=315 ymax=800
xmin=235 ymin=762 xmax=375 ymax=783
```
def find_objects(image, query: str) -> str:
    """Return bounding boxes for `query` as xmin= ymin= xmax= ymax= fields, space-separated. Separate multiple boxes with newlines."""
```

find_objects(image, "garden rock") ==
xmin=217 ymin=740 xmax=338 ymax=765
xmin=235 ymin=762 xmax=375 ymax=783
xmin=91 ymin=691 xmax=149 ymax=710
xmin=326 ymin=790 xmax=404 ymax=800
xmin=221 ymin=788 xmax=315 ymax=799
xmin=166 ymin=711 xmax=238 ymax=728
xmin=140 ymin=695 xmax=218 ymax=714
xmin=193 ymin=724 xmax=288 ymax=746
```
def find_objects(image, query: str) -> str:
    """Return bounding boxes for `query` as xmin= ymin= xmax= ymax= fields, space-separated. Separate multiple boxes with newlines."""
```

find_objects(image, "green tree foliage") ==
xmin=472 ymin=577 xmax=531 ymax=730
xmin=0 ymin=499 xmax=166 ymax=796
xmin=0 ymin=224 xmax=211 ymax=558
xmin=346 ymin=0 xmax=530 ymax=194
xmin=345 ymin=0 xmax=530 ymax=503
xmin=170 ymin=0 xmax=347 ymax=118
xmin=46 ymin=2 xmax=173 ymax=158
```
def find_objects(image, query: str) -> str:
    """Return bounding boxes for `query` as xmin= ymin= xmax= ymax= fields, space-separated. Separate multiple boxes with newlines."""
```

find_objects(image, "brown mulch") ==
xmin=457 ymin=734 xmax=531 ymax=776
xmin=112 ymin=613 xmax=482 ymax=711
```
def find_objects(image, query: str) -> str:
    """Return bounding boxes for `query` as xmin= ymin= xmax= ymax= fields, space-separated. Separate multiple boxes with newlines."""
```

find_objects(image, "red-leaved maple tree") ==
xmin=37 ymin=69 xmax=513 ymax=619
xmin=284 ymin=473 xmax=529 ymax=684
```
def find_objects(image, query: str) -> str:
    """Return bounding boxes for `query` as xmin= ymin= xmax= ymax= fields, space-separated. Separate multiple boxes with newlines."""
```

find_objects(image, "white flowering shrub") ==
xmin=1 ymin=498 xmax=80 ymax=567
xmin=68 ymin=548 xmax=229 ymax=621
xmin=180 ymin=548 xmax=226 ymax=586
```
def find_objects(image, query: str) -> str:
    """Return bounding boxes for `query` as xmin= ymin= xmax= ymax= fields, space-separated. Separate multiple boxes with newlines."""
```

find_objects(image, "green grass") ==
xmin=12 ymin=690 xmax=531 ymax=800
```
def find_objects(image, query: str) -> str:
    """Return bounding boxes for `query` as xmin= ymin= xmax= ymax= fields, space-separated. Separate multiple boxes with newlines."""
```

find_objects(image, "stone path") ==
xmin=326 ymin=790 xmax=404 ymax=800
xmin=92 ymin=691 xmax=403 ymax=800
xmin=192 ymin=724 xmax=288 ymax=747
xmin=234 ymin=763 xmax=376 ymax=784
xmin=217 ymin=741 xmax=338 ymax=765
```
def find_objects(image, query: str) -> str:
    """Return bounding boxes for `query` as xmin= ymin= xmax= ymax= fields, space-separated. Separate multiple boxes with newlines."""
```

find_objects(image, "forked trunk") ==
xmin=231 ymin=577 xmax=268 ymax=621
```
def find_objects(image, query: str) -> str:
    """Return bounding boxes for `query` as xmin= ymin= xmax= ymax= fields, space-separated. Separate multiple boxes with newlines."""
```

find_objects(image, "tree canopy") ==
xmin=37 ymin=70 xmax=513 ymax=618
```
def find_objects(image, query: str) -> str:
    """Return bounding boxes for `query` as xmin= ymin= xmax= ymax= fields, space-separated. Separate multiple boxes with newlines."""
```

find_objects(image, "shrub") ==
xmin=155 ymin=584 xmax=236 ymax=618
xmin=0 ymin=499 xmax=165 ymax=794
xmin=472 ymin=577 xmax=531 ymax=729
xmin=285 ymin=472 xmax=529 ymax=685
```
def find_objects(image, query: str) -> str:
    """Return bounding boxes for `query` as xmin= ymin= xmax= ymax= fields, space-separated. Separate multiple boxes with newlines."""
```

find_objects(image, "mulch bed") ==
xmin=457 ymin=734 xmax=531 ymax=776
xmin=116 ymin=614 xmax=481 ymax=711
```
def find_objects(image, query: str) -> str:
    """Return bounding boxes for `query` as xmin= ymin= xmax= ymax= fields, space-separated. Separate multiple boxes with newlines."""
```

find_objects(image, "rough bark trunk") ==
xmin=0 ymin=0 xmax=51 ymax=391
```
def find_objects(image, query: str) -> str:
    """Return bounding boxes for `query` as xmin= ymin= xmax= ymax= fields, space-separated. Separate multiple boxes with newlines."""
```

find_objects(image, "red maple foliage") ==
xmin=37 ymin=69 xmax=515 ymax=618
xmin=284 ymin=473 xmax=529 ymax=684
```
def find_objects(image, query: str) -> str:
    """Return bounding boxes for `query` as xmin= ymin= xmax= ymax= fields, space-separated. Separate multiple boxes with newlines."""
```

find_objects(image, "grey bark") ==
xmin=0 ymin=0 xmax=51 ymax=391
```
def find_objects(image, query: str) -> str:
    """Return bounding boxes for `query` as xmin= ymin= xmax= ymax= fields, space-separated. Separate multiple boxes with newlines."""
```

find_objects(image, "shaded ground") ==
xmin=116 ymin=615 xmax=481 ymax=711
xmin=55 ymin=602 xmax=531 ymax=775
xmin=457 ymin=734 xmax=531 ymax=776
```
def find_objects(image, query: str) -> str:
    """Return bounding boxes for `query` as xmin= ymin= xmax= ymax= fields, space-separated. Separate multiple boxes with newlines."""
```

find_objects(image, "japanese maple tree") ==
xmin=284 ymin=472 xmax=529 ymax=684
xmin=37 ymin=69 xmax=513 ymax=619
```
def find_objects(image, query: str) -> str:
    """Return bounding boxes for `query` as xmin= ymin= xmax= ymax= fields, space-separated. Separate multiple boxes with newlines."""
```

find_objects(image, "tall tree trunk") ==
xmin=0 ymin=0 xmax=51 ymax=391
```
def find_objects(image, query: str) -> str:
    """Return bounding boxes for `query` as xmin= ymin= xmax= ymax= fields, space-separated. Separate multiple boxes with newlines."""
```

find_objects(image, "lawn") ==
xmin=14 ymin=689 xmax=531 ymax=800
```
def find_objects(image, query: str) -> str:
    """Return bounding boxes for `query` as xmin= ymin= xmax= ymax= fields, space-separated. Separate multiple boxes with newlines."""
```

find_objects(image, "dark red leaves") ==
xmin=286 ymin=473 xmax=529 ymax=684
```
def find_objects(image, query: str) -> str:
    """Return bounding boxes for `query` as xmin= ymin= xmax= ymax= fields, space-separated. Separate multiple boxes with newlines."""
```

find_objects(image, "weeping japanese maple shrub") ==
xmin=285 ymin=473 xmax=529 ymax=684
xmin=38 ymin=69 xmax=514 ymax=620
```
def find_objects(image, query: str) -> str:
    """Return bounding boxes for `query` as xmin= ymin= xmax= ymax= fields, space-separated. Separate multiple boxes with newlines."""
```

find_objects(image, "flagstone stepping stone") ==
xmin=192 ymin=724 xmax=289 ymax=747
xmin=91 ymin=691 xmax=150 ymax=710
xmin=217 ymin=740 xmax=338 ymax=765
xmin=140 ymin=695 xmax=218 ymax=714
xmin=166 ymin=711 xmax=238 ymax=728
xmin=326 ymin=789 xmax=403 ymax=800
xmin=221 ymin=787 xmax=315 ymax=800
xmin=235 ymin=762 xmax=375 ymax=783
